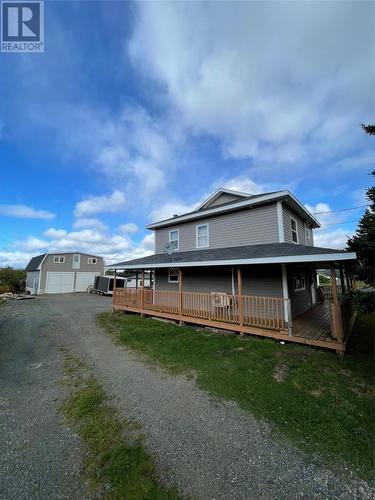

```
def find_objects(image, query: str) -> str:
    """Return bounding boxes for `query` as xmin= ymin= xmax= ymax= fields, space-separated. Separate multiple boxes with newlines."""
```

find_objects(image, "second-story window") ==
xmin=291 ymin=218 xmax=299 ymax=244
xmin=305 ymin=227 xmax=311 ymax=243
xmin=53 ymin=256 xmax=65 ymax=263
xmin=169 ymin=229 xmax=179 ymax=250
xmin=196 ymin=224 xmax=209 ymax=248
xmin=88 ymin=257 xmax=97 ymax=264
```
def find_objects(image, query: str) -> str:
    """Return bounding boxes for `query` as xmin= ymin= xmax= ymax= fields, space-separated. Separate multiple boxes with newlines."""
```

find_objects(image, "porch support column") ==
xmin=330 ymin=264 xmax=343 ymax=342
xmin=237 ymin=267 xmax=244 ymax=335
xmin=282 ymin=264 xmax=292 ymax=335
xmin=339 ymin=264 xmax=346 ymax=294
xmin=113 ymin=269 xmax=117 ymax=311
xmin=140 ymin=269 xmax=145 ymax=315
xmin=330 ymin=265 xmax=339 ymax=303
xmin=179 ymin=269 xmax=183 ymax=324
xmin=345 ymin=266 xmax=351 ymax=290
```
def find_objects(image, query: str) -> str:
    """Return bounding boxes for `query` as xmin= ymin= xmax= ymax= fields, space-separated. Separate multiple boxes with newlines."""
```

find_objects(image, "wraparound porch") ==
xmin=112 ymin=277 xmax=354 ymax=353
xmin=109 ymin=246 xmax=357 ymax=354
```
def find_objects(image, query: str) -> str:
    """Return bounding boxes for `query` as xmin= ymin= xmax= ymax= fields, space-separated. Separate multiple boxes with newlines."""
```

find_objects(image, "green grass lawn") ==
xmin=98 ymin=312 xmax=374 ymax=482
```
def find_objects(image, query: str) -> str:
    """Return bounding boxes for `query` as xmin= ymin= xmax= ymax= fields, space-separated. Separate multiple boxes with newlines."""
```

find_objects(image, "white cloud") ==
xmin=74 ymin=190 xmax=126 ymax=218
xmin=150 ymin=200 xmax=197 ymax=222
xmin=0 ymin=250 xmax=35 ymax=268
xmin=305 ymin=202 xmax=351 ymax=230
xmin=43 ymin=228 xmax=67 ymax=239
xmin=129 ymin=1 xmax=373 ymax=170
xmin=12 ymin=237 xmax=49 ymax=251
xmin=117 ymin=223 xmax=139 ymax=234
xmin=93 ymin=107 xmax=174 ymax=197
xmin=0 ymin=225 xmax=154 ymax=268
xmin=0 ymin=204 xmax=55 ymax=219
xmin=219 ymin=176 xmax=263 ymax=195
xmin=305 ymin=201 xmax=357 ymax=249
xmin=73 ymin=218 xmax=107 ymax=230
xmin=314 ymin=228 xmax=353 ymax=250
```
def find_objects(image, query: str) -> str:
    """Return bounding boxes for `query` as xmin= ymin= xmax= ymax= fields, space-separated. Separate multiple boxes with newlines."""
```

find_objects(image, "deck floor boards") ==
xmin=293 ymin=302 xmax=334 ymax=343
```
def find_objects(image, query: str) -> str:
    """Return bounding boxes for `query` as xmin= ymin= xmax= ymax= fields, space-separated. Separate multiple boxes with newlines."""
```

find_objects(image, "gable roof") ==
xmin=194 ymin=188 xmax=252 ymax=211
xmin=107 ymin=243 xmax=356 ymax=270
xmin=147 ymin=190 xmax=320 ymax=230
xmin=25 ymin=254 xmax=46 ymax=272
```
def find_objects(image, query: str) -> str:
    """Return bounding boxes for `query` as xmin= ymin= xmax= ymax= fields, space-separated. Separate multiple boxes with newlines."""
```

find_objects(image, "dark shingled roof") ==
xmin=108 ymin=243 xmax=354 ymax=269
xmin=25 ymin=254 xmax=46 ymax=272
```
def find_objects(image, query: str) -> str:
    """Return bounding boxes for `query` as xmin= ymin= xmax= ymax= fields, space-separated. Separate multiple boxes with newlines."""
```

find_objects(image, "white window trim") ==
xmin=88 ymin=257 xmax=98 ymax=264
xmin=169 ymin=229 xmax=179 ymax=250
xmin=196 ymin=223 xmax=209 ymax=248
xmin=293 ymin=272 xmax=306 ymax=292
xmin=53 ymin=256 xmax=65 ymax=263
xmin=168 ymin=268 xmax=179 ymax=283
xmin=305 ymin=227 xmax=311 ymax=242
xmin=290 ymin=217 xmax=299 ymax=244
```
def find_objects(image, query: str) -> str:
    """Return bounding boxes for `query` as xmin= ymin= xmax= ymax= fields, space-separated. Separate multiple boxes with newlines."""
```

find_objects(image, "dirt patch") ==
xmin=273 ymin=363 xmax=289 ymax=382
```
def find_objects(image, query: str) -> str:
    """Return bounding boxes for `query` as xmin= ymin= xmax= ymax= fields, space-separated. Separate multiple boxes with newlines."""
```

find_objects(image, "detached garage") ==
xmin=46 ymin=272 xmax=75 ymax=294
xmin=25 ymin=253 xmax=105 ymax=295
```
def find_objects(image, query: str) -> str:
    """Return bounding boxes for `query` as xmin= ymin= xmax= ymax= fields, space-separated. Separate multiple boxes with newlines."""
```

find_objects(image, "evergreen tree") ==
xmin=347 ymin=170 xmax=375 ymax=285
xmin=361 ymin=123 xmax=375 ymax=136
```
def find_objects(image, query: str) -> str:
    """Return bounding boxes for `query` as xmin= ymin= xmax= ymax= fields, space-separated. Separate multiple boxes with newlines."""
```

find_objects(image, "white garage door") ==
xmin=46 ymin=272 xmax=75 ymax=294
xmin=75 ymin=272 xmax=100 ymax=292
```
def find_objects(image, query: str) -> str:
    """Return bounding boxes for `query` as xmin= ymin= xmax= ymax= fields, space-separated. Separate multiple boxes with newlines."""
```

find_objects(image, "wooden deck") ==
xmin=293 ymin=302 xmax=333 ymax=342
xmin=112 ymin=288 xmax=351 ymax=352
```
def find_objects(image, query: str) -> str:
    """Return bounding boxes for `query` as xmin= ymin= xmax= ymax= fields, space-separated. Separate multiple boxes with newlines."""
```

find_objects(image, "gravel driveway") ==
xmin=0 ymin=294 xmax=372 ymax=499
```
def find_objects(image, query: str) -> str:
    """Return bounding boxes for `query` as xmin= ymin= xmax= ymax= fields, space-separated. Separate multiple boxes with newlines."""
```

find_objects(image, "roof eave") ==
xmin=106 ymin=252 xmax=357 ymax=270
xmin=146 ymin=191 xmax=320 ymax=229
xmin=146 ymin=191 xmax=288 ymax=229
xmin=194 ymin=188 xmax=251 ymax=211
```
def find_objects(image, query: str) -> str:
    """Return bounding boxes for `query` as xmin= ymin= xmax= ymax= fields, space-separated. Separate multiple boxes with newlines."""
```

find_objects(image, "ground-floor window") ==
xmin=168 ymin=268 xmax=179 ymax=283
xmin=293 ymin=271 xmax=306 ymax=291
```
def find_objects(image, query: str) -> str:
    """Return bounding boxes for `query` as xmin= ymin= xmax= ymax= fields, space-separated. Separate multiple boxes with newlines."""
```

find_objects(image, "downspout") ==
xmin=231 ymin=267 xmax=235 ymax=295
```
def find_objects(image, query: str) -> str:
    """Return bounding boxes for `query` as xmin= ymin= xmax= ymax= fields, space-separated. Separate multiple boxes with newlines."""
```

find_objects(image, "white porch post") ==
xmin=282 ymin=264 xmax=292 ymax=335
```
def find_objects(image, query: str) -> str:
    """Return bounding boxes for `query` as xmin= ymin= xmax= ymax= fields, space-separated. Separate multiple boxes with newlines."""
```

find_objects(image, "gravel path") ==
xmin=0 ymin=294 xmax=373 ymax=499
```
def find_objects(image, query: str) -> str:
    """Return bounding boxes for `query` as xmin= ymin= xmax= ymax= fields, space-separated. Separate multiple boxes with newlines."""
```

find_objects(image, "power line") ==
xmin=313 ymin=204 xmax=369 ymax=215
xmin=320 ymin=220 xmax=359 ymax=227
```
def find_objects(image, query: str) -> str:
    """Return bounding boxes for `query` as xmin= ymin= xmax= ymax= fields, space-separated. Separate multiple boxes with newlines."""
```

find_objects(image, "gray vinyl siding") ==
xmin=154 ymin=265 xmax=283 ymax=297
xmin=241 ymin=265 xmax=283 ymax=297
xmin=155 ymin=203 xmax=279 ymax=253
xmin=26 ymin=271 xmax=39 ymax=292
xmin=282 ymin=205 xmax=314 ymax=246
xmin=204 ymin=193 xmax=245 ymax=208
xmin=39 ymin=253 xmax=104 ymax=293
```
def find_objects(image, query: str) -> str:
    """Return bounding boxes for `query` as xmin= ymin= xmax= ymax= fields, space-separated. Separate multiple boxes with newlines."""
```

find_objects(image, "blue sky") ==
xmin=0 ymin=0 xmax=374 ymax=267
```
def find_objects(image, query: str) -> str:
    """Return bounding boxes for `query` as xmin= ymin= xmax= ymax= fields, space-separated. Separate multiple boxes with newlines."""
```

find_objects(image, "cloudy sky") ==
xmin=0 ymin=0 xmax=374 ymax=267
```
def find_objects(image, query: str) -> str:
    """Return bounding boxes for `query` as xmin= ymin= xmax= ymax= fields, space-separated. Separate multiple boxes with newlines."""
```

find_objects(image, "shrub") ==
xmin=0 ymin=267 xmax=26 ymax=293
xmin=341 ymin=289 xmax=375 ymax=314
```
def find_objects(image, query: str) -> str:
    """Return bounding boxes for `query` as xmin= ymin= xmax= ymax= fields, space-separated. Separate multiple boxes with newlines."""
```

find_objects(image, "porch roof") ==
xmin=107 ymin=243 xmax=356 ymax=270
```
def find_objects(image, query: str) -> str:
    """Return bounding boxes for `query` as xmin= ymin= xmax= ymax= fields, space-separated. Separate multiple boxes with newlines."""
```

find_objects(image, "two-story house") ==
xmin=108 ymin=189 xmax=356 ymax=353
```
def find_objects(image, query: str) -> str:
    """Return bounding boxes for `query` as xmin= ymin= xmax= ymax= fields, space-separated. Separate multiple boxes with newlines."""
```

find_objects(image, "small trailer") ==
xmin=93 ymin=276 xmax=127 ymax=295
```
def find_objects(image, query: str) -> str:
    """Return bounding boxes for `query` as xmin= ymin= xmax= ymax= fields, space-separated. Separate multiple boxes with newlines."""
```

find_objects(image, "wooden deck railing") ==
xmin=113 ymin=288 xmax=289 ymax=332
xmin=319 ymin=285 xmax=342 ymax=301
